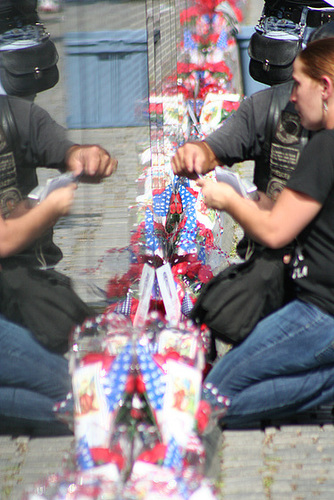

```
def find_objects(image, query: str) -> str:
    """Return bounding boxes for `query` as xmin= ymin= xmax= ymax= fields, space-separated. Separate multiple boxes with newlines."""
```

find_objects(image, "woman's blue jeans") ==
xmin=0 ymin=314 xmax=72 ymax=435
xmin=204 ymin=300 xmax=334 ymax=427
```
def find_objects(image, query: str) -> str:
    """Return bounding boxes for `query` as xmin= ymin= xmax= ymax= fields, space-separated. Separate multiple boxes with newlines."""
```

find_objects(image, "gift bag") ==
xmin=190 ymin=248 xmax=291 ymax=345
xmin=0 ymin=266 xmax=92 ymax=353
xmin=0 ymin=38 xmax=59 ymax=96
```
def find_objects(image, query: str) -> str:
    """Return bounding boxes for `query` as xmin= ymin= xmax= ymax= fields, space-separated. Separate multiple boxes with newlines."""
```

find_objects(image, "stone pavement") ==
xmin=1 ymin=1 xmax=334 ymax=499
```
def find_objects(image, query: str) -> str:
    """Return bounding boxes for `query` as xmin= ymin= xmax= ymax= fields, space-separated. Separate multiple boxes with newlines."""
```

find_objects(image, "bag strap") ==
xmin=0 ymin=95 xmax=22 ymax=163
xmin=262 ymin=84 xmax=288 ymax=165
xmin=263 ymin=81 xmax=310 ymax=167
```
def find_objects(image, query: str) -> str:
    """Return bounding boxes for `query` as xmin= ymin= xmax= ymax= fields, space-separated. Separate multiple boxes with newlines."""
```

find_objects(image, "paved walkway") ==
xmin=1 ymin=1 xmax=334 ymax=499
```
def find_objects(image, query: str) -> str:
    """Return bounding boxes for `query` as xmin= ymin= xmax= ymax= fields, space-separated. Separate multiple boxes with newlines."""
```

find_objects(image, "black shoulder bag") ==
xmin=190 ymin=247 xmax=292 ymax=345
xmin=0 ymin=265 xmax=92 ymax=354
xmin=0 ymin=38 xmax=59 ymax=97
xmin=248 ymin=7 xmax=308 ymax=85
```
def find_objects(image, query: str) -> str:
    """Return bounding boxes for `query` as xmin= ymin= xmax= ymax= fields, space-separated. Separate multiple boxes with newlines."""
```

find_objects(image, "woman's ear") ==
xmin=322 ymin=75 xmax=333 ymax=100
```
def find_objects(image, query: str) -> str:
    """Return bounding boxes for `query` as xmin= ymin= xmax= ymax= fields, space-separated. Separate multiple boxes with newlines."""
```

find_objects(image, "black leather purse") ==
xmin=0 ymin=266 xmax=92 ymax=354
xmin=0 ymin=38 xmax=59 ymax=96
xmin=190 ymin=247 xmax=292 ymax=345
xmin=248 ymin=32 xmax=302 ymax=86
xmin=247 ymin=4 xmax=309 ymax=86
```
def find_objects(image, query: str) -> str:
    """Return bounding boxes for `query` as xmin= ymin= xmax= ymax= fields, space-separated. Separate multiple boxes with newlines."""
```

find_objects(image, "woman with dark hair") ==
xmin=197 ymin=37 xmax=334 ymax=427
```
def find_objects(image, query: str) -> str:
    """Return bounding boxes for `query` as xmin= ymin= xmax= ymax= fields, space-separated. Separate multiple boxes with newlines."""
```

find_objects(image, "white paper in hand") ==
xmin=28 ymin=173 xmax=78 ymax=203
xmin=215 ymin=166 xmax=248 ymax=197
xmin=214 ymin=167 xmax=258 ymax=225
xmin=215 ymin=166 xmax=258 ymax=200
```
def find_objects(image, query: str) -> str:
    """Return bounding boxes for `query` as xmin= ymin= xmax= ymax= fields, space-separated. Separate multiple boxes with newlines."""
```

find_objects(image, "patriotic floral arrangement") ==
xmin=23 ymin=312 xmax=229 ymax=499
xmin=105 ymin=142 xmax=230 ymax=326
xmin=177 ymin=0 xmax=245 ymax=127
xmin=140 ymin=1 xmax=244 ymax=139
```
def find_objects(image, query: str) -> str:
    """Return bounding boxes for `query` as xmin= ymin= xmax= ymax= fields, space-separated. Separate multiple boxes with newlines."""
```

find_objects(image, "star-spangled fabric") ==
xmin=148 ymin=179 xmax=199 ymax=253
xmin=152 ymin=184 xmax=173 ymax=216
xmin=76 ymin=436 xmax=95 ymax=470
xmin=216 ymin=28 xmax=228 ymax=50
xmin=116 ymin=291 xmax=132 ymax=316
xmin=183 ymin=29 xmax=197 ymax=51
xmin=136 ymin=344 xmax=166 ymax=411
xmin=181 ymin=292 xmax=194 ymax=317
xmin=163 ymin=436 xmax=183 ymax=472
xmin=174 ymin=198 xmax=198 ymax=253
xmin=177 ymin=477 xmax=192 ymax=499
xmin=177 ymin=202 xmax=198 ymax=253
xmin=198 ymin=242 xmax=206 ymax=263
xmin=152 ymin=177 xmax=194 ymax=218
xmin=178 ymin=183 xmax=197 ymax=209
xmin=103 ymin=342 xmax=133 ymax=412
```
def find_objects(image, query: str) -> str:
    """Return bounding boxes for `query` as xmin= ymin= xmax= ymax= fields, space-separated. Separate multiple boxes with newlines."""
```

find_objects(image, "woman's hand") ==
xmin=46 ymin=183 xmax=77 ymax=217
xmin=196 ymin=177 xmax=240 ymax=211
xmin=197 ymin=176 xmax=322 ymax=248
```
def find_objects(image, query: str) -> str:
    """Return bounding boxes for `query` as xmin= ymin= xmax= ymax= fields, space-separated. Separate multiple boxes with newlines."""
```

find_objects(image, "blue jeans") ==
xmin=204 ymin=300 xmax=334 ymax=427
xmin=0 ymin=314 xmax=72 ymax=435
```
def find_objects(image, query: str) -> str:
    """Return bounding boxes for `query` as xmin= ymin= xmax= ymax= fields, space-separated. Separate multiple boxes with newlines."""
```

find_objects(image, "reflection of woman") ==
xmin=197 ymin=38 xmax=334 ymax=426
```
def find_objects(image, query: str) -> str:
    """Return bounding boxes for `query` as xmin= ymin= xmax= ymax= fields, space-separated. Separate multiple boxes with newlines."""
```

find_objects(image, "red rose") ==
xmin=187 ymin=261 xmax=201 ymax=279
xmin=130 ymin=408 xmax=143 ymax=420
xmin=198 ymin=265 xmax=213 ymax=283
xmin=126 ymin=263 xmax=144 ymax=279
xmin=186 ymin=253 xmax=198 ymax=263
xmin=173 ymin=262 xmax=188 ymax=275
xmin=125 ymin=374 xmax=136 ymax=394
xmin=90 ymin=447 xmax=125 ymax=470
xmin=165 ymin=351 xmax=181 ymax=362
xmin=137 ymin=443 xmax=167 ymax=464
xmin=106 ymin=277 xmax=130 ymax=299
xmin=223 ymin=101 xmax=240 ymax=113
xmin=195 ymin=400 xmax=212 ymax=434
xmin=81 ymin=353 xmax=114 ymax=372
xmin=136 ymin=374 xmax=146 ymax=394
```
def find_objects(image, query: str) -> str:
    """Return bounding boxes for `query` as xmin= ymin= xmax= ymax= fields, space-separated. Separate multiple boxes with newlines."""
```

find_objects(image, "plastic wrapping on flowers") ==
xmin=24 ymin=312 xmax=229 ymax=499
